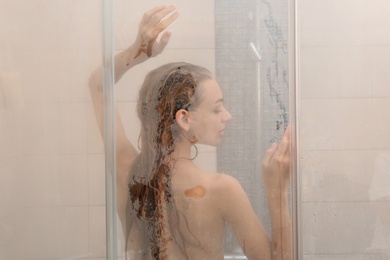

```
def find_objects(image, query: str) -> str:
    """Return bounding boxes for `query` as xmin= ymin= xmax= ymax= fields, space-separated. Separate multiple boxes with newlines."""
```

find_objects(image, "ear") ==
xmin=175 ymin=109 xmax=190 ymax=132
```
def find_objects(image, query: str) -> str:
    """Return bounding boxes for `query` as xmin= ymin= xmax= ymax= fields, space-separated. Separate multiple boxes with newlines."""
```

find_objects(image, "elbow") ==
xmin=88 ymin=68 xmax=103 ymax=93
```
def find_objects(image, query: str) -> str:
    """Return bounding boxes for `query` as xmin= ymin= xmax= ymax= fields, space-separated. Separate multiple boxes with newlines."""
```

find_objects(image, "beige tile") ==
xmin=302 ymin=201 xmax=376 ymax=254
xmin=1 ymin=110 xmax=24 ymax=158
xmin=301 ymin=45 xmax=390 ymax=99
xmin=0 ymin=158 xmax=24 ymax=219
xmin=113 ymin=0 xmax=214 ymax=50
xmin=303 ymin=254 xmax=389 ymax=260
xmin=19 ymin=206 xmax=89 ymax=259
xmin=0 ymin=111 xmax=5 ymax=159
xmin=22 ymin=103 xmax=60 ymax=155
xmin=20 ymin=102 xmax=86 ymax=156
xmin=116 ymin=101 xmax=141 ymax=152
xmin=88 ymin=154 xmax=106 ymax=206
xmin=301 ymin=150 xmax=381 ymax=202
xmin=59 ymin=102 xmax=87 ymax=154
xmin=89 ymin=206 xmax=106 ymax=258
xmin=58 ymin=50 xmax=101 ymax=103
xmin=3 ymin=50 xmax=62 ymax=103
xmin=300 ymin=0 xmax=390 ymax=46
xmin=300 ymin=98 xmax=390 ymax=151
xmin=87 ymin=101 xmax=104 ymax=154
xmin=49 ymin=0 xmax=101 ymax=51
xmin=22 ymin=155 xmax=88 ymax=207
xmin=1 ymin=0 xmax=101 ymax=51
xmin=57 ymin=155 xmax=89 ymax=206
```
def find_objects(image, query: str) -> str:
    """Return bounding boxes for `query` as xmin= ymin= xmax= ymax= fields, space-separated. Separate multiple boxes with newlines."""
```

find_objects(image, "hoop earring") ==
xmin=191 ymin=145 xmax=198 ymax=160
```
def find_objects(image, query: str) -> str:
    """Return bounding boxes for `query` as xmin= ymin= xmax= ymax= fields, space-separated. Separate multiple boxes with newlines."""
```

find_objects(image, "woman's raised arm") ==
xmin=88 ymin=5 xmax=179 ymax=223
xmin=262 ymin=126 xmax=292 ymax=260
xmin=218 ymin=126 xmax=292 ymax=260
xmin=88 ymin=4 xmax=179 ymax=173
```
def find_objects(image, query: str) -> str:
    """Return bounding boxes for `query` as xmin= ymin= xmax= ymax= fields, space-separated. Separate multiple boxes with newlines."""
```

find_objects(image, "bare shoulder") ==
xmin=207 ymin=173 xmax=246 ymax=203
xmin=209 ymin=173 xmax=243 ymax=191
xmin=205 ymin=173 xmax=252 ymax=221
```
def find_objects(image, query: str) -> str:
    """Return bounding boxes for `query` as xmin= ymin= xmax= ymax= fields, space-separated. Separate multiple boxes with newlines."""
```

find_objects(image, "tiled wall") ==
xmin=0 ymin=0 xmax=102 ymax=259
xmin=299 ymin=0 xmax=390 ymax=258
xmin=3 ymin=0 xmax=388 ymax=259
xmin=0 ymin=0 xmax=215 ymax=259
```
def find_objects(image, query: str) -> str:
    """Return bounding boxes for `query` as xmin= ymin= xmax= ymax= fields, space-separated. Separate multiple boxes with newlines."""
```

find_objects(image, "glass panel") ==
xmin=107 ymin=0 xmax=295 ymax=259
xmin=299 ymin=0 xmax=390 ymax=259
xmin=0 ymin=0 xmax=103 ymax=259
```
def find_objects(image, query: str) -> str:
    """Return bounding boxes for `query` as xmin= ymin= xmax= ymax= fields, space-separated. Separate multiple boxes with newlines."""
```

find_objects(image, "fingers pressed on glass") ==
xmin=157 ymin=11 xmax=179 ymax=31
xmin=145 ymin=5 xmax=166 ymax=19
xmin=154 ymin=5 xmax=177 ymax=22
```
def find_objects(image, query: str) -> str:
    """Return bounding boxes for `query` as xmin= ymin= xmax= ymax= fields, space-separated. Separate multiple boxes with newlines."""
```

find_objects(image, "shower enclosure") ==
xmin=1 ymin=0 xmax=389 ymax=259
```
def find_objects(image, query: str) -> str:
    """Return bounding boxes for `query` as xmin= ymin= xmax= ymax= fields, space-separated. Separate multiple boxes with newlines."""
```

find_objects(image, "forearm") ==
xmin=89 ymin=44 xmax=142 ymax=93
xmin=267 ymin=191 xmax=292 ymax=260
xmin=88 ymin=43 xmax=144 ymax=143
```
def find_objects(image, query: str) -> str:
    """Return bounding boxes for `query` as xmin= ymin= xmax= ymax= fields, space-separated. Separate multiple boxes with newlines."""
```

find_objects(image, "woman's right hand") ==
xmin=128 ymin=5 xmax=179 ymax=65
xmin=262 ymin=125 xmax=291 ymax=196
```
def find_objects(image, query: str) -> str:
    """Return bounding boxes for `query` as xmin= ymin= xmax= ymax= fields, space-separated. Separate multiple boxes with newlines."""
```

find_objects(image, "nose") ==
xmin=223 ymin=108 xmax=232 ymax=122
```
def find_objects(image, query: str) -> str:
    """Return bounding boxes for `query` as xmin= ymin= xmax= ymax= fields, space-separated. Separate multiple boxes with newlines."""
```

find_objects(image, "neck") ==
xmin=173 ymin=138 xmax=193 ymax=160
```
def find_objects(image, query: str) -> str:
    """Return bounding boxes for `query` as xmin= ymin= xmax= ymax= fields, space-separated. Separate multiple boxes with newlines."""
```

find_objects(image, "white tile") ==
xmin=300 ymin=0 xmax=390 ymax=46
xmin=113 ymin=0 xmax=215 ymax=50
xmin=302 ymin=201 xmax=376 ymax=254
xmin=300 ymin=98 xmax=390 ymax=151
xmin=88 ymin=154 xmax=106 ymax=206
xmin=89 ymin=206 xmax=106 ymax=258
xmin=301 ymin=45 xmax=390 ymax=99
xmin=301 ymin=150 xmax=381 ymax=202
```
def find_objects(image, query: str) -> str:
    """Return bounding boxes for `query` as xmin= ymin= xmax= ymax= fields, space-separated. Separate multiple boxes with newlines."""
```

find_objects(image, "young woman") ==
xmin=89 ymin=5 xmax=292 ymax=260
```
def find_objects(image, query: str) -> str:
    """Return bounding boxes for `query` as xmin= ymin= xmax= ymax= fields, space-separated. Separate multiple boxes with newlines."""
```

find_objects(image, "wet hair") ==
xmin=125 ymin=62 xmax=212 ymax=259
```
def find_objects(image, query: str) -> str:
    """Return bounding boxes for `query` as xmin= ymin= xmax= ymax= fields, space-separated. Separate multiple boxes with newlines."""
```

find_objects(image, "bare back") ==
xmin=126 ymin=160 xmax=228 ymax=259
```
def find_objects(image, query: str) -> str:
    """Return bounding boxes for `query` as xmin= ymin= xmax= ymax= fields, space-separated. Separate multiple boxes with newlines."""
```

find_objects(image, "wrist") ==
xmin=266 ymin=190 xmax=289 ymax=206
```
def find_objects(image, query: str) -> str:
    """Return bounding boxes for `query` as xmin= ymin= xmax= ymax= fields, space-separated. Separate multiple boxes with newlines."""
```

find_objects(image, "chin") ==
xmin=198 ymin=139 xmax=220 ymax=147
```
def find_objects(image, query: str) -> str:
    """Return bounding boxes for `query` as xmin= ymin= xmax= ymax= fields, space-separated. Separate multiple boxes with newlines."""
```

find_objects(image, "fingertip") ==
xmin=266 ymin=143 xmax=277 ymax=153
xmin=162 ymin=31 xmax=171 ymax=40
